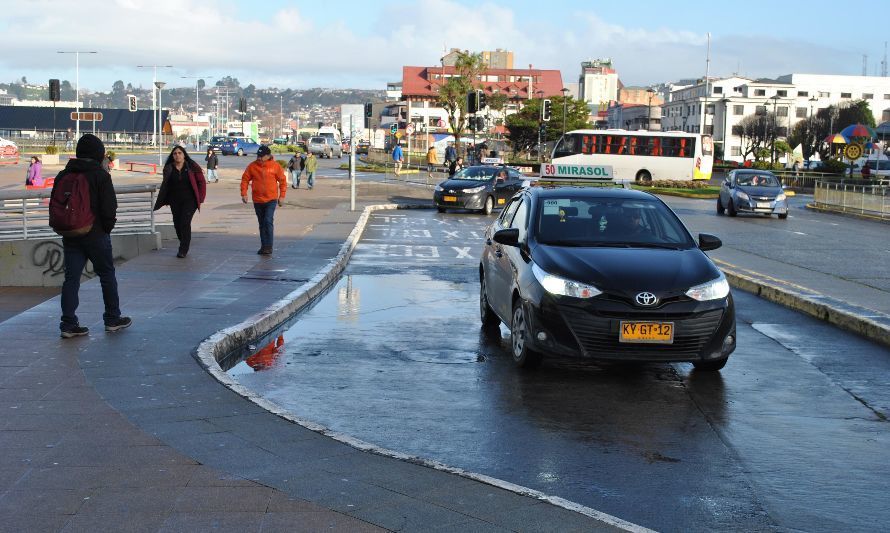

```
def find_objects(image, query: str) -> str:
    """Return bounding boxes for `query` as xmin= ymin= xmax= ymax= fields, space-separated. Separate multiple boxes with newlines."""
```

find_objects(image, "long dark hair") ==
xmin=164 ymin=145 xmax=198 ymax=172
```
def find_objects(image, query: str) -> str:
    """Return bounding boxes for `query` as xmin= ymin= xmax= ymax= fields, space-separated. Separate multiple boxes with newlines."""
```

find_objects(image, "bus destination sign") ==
xmin=541 ymin=163 xmax=613 ymax=180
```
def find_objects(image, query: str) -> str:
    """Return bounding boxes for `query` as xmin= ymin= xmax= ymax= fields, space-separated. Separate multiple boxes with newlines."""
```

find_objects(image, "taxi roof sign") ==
xmin=480 ymin=157 xmax=504 ymax=165
xmin=540 ymin=163 xmax=613 ymax=180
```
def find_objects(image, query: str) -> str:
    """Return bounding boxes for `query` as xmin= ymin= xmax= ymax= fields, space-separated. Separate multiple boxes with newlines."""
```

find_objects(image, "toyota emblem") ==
xmin=635 ymin=292 xmax=658 ymax=306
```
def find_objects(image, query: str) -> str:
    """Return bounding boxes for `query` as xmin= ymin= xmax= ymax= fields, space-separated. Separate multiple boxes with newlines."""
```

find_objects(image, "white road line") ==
xmin=793 ymin=231 xmax=807 ymax=235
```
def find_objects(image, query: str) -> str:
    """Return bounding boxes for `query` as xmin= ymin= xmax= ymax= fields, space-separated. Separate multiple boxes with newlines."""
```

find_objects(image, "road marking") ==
xmin=452 ymin=247 xmax=472 ymax=259
xmin=793 ymin=231 xmax=807 ymax=236
xmin=444 ymin=230 xmax=460 ymax=239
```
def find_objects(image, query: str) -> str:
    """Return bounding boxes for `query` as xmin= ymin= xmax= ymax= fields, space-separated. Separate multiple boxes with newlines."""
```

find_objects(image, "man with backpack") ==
xmin=49 ymin=134 xmax=131 ymax=338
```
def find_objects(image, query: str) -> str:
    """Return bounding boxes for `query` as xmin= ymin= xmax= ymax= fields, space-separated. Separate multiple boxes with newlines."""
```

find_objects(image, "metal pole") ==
xmin=76 ymin=52 xmax=80 ymax=140
xmin=350 ymin=115 xmax=356 ymax=211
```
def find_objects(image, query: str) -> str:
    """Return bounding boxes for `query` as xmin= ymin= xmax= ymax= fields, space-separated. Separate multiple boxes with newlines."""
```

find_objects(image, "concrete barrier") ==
xmin=0 ymin=232 xmax=161 ymax=287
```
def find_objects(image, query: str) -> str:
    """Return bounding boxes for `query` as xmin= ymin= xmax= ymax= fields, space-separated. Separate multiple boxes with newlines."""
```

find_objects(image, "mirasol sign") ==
xmin=541 ymin=164 xmax=613 ymax=179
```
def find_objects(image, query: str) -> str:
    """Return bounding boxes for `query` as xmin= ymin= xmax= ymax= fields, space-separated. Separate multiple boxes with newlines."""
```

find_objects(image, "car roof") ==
xmin=529 ymin=186 xmax=653 ymax=200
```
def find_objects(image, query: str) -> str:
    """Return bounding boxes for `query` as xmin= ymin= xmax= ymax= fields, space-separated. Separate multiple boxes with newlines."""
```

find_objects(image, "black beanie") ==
xmin=76 ymin=134 xmax=105 ymax=161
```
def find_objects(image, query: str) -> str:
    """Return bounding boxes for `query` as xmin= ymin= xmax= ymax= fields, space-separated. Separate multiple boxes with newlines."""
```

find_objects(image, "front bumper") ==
xmin=735 ymin=197 xmax=788 ymax=215
xmin=522 ymin=292 xmax=736 ymax=363
xmin=433 ymin=190 xmax=487 ymax=210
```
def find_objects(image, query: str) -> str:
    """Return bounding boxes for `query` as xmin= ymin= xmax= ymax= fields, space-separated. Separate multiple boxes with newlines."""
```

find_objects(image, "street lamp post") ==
xmin=721 ymin=97 xmax=730 ymax=160
xmin=57 ymin=51 xmax=97 ymax=141
xmin=808 ymin=96 xmax=819 ymax=160
xmin=646 ymin=88 xmax=656 ymax=131
xmin=155 ymin=81 xmax=166 ymax=166
xmin=536 ymin=90 xmax=544 ymax=163
xmin=181 ymin=76 xmax=213 ymax=150
xmin=769 ymin=95 xmax=780 ymax=163
xmin=561 ymin=87 xmax=569 ymax=136
xmin=137 ymin=65 xmax=173 ymax=148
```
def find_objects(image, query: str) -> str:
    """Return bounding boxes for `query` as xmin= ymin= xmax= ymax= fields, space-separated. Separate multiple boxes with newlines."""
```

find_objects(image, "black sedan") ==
xmin=717 ymin=169 xmax=789 ymax=219
xmin=434 ymin=166 xmax=527 ymax=215
xmin=479 ymin=186 xmax=736 ymax=371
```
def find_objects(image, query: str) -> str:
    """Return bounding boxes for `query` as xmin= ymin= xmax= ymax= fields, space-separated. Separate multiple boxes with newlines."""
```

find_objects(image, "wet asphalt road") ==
xmin=228 ymin=206 xmax=890 ymax=532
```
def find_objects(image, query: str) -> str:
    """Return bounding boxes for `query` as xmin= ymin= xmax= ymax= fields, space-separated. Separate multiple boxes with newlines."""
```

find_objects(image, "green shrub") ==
xmin=275 ymin=160 xmax=287 ymax=170
xmin=45 ymin=145 xmax=59 ymax=155
xmin=821 ymin=158 xmax=848 ymax=175
xmin=648 ymin=180 xmax=711 ymax=189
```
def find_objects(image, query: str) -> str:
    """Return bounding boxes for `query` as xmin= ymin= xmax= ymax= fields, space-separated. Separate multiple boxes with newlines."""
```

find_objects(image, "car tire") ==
xmin=480 ymin=276 xmax=500 ymax=330
xmin=727 ymin=200 xmax=737 ymax=217
xmin=437 ymin=206 xmax=446 ymax=213
xmin=482 ymin=196 xmax=494 ymax=216
xmin=778 ymin=213 xmax=788 ymax=220
xmin=511 ymin=301 xmax=542 ymax=369
xmin=717 ymin=198 xmax=725 ymax=215
xmin=692 ymin=357 xmax=728 ymax=371
xmin=237 ymin=149 xmax=244 ymax=156
xmin=635 ymin=170 xmax=652 ymax=184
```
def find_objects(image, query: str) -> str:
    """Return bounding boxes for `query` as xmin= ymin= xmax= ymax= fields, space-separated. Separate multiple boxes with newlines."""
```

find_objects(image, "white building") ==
xmin=661 ymin=74 xmax=890 ymax=162
xmin=578 ymin=59 xmax=618 ymax=109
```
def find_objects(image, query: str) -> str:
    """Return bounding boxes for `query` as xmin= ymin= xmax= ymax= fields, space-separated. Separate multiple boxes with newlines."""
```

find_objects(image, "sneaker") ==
xmin=105 ymin=316 xmax=132 ymax=332
xmin=176 ymin=250 xmax=187 ymax=258
xmin=60 ymin=325 xmax=89 ymax=338
xmin=259 ymin=247 xmax=273 ymax=255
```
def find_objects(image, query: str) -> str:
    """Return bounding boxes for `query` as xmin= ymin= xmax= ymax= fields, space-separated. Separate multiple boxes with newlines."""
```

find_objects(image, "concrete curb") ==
xmin=714 ymin=258 xmax=890 ymax=348
xmin=805 ymin=202 xmax=890 ymax=224
xmin=194 ymin=203 xmax=651 ymax=533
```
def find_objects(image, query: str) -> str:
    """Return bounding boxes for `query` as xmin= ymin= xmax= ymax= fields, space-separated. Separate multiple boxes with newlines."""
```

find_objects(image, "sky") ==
xmin=0 ymin=0 xmax=886 ymax=94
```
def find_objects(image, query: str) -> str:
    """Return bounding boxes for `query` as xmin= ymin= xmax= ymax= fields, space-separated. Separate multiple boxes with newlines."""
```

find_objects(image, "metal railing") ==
xmin=814 ymin=181 xmax=890 ymax=220
xmin=0 ymin=184 xmax=170 ymax=241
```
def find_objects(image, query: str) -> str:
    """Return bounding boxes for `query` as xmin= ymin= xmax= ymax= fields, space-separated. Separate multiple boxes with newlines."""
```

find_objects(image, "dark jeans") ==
xmin=170 ymin=198 xmax=198 ymax=253
xmin=253 ymin=200 xmax=277 ymax=248
xmin=61 ymin=232 xmax=121 ymax=327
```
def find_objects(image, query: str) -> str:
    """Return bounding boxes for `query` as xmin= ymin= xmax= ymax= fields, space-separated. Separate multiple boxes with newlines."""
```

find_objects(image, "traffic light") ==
xmin=238 ymin=97 xmax=247 ymax=114
xmin=48 ymin=79 xmax=60 ymax=102
xmin=466 ymin=91 xmax=478 ymax=114
xmin=542 ymin=99 xmax=552 ymax=122
xmin=539 ymin=123 xmax=547 ymax=136
xmin=477 ymin=91 xmax=487 ymax=110
xmin=390 ymin=123 xmax=398 ymax=135
xmin=476 ymin=116 xmax=486 ymax=132
xmin=127 ymin=95 xmax=137 ymax=112
xmin=364 ymin=103 xmax=373 ymax=117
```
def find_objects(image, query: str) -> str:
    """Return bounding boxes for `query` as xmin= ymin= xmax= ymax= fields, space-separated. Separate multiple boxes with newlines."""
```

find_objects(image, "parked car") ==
xmin=207 ymin=136 xmax=229 ymax=152
xmin=307 ymin=136 xmax=342 ymax=158
xmin=434 ymin=165 xmax=527 ymax=215
xmin=356 ymin=141 xmax=370 ymax=155
xmin=220 ymin=137 xmax=260 ymax=156
xmin=717 ymin=169 xmax=788 ymax=219
xmin=479 ymin=184 xmax=735 ymax=371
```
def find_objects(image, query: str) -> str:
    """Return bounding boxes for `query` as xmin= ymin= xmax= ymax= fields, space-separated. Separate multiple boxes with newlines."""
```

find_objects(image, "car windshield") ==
xmin=535 ymin=197 xmax=695 ymax=248
xmin=211 ymin=137 xmax=227 ymax=142
xmin=736 ymin=173 xmax=779 ymax=187
xmin=310 ymin=137 xmax=325 ymax=144
xmin=451 ymin=167 xmax=499 ymax=181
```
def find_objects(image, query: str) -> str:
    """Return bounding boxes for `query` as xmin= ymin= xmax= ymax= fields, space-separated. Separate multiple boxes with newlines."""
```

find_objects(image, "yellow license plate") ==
xmin=619 ymin=321 xmax=674 ymax=344
xmin=443 ymin=195 xmax=457 ymax=202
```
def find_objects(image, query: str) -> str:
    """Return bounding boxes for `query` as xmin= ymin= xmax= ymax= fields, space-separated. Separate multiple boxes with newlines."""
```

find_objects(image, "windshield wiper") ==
xmin=609 ymin=241 xmax=683 ymax=250
xmin=542 ymin=240 xmax=629 ymax=247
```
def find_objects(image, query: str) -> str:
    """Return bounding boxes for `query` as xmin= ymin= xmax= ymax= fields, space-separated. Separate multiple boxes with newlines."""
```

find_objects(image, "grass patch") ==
xmin=633 ymin=185 xmax=720 ymax=198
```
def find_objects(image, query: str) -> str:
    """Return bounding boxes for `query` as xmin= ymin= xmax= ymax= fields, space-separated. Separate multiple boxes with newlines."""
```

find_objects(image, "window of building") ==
xmin=754 ymin=89 xmax=766 ymax=96
xmin=797 ymin=91 xmax=809 ymax=97
xmin=733 ymin=105 xmax=744 ymax=115
xmin=863 ymin=93 xmax=874 ymax=99
xmin=819 ymin=91 xmax=830 ymax=97
xmin=883 ymin=109 xmax=890 ymax=122
xmin=755 ymin=105 xmax=766 ymax=115
xmin=777 ymin=107 xmax=788 ymax=117
xmin=777 ymin=127 xmax=788 ymax=137
xmin=841 ymin=92 xmax=851 ymax=98
xmin=885 ymin=94 xmax=890 ymax=100
xmin=796 ymin=107 xmax=807 ymax=118
xmin=777 ymin=90 xmax=787 ymax=97
xmin=713 ymin=86 xmax=723 ymax=94
xmin=705 ymin=104 xmax=714 ymax=114
xmin=730 ymin=146 xmax=741 ymax=156
xmin=704 ymin=125 xmax=713 ymax=135
xmin=731 ymin=125 xmax=743 ymax=135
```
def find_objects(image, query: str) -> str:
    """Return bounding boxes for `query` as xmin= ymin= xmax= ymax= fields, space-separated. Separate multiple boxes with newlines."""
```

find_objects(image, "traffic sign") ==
xmin=844 ymin=143 xmax=863 ymax=160
xmin=405 ymin=123 xmax=415 ymax=135
xmin=389 ymin=123 xmax=398 ymax=134
xmin=70 ymin=112 xmax=103 ymax=122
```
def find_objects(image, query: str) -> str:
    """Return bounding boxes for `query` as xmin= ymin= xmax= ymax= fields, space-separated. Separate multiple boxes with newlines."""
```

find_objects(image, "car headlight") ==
xmin=775 ymin=193 xmax=786 ymax=201
xmin=532 ymin=263 xmax=602 ymax=298
xmin=435 ymin=185 xmax=444 ymax=192
xmin=736 ymin=191 xmax=749 ymax=201
xmin=463 ymin=185 xmax=486 ymax=194
xmin=685 ymin=274 xmax=730 ymax=301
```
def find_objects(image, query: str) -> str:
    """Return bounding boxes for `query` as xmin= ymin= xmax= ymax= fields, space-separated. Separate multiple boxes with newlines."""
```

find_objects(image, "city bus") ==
xmin=550 ymin=129 xmax=713 ymax=182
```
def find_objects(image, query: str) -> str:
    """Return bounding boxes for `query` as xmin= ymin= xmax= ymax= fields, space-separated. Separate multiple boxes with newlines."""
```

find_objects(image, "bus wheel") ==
xmin=635 ymin=170 xmax=652 ymax=183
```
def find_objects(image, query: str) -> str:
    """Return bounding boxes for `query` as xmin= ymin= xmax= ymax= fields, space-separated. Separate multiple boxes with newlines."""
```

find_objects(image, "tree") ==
xmin=21 ymin=76 xmax=26 ymax=84
xmin=735 ymin=113 xmax=771 ymax=161
xmin=216 ymin=76 xmax=240 ymax=88
xmin=197 ymin=79 xmax=205 ymax=90
xmin=505 ymin=96 xmax=591 ymax=156
xmin=436 ymin=51 xmax=485 ymax=154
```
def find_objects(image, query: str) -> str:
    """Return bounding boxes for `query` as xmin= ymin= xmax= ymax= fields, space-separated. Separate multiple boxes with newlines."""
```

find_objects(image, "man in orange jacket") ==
xmin=241 ymin=145 xmax=287 ymax=255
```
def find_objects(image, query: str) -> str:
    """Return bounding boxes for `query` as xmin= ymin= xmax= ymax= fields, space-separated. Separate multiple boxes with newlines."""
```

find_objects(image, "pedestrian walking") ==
xmin=240 ymin=145 xmax=286 ymax=255
xmin=392 ymin=142 xmax=404 ymax=176
xmin=305 ymin=151 xmax=318 ymax=189
xmin=448 ymin=156 xmax=464 ymax=177
xmin=153 ymin=146 xmax=207 ymax=258
xmin=49 ymin=134 xmax=131 ymax=338
xmin=64 ymin=128 xmax=73 ymax=151
xmin=444 ymin=141 xmax=457 ymax=167
xmin=862 ymin=161 xmax=872 ymax=179
xmin=426 ymin=145 xmax=439 ymax=178
xmin=792 ymin=160 xmax=800 ymax=178
xmin=26 ymin=156 xmax=42 ymax=186
xmin=205 ymin=147 xmax=219 ymax=183
xmin=287 ymin=152 xmax=301 ymax=189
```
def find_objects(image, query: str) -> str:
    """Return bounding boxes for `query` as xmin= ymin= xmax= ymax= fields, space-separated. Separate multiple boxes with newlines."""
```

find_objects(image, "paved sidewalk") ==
xmin=0 ymin=173 xmax=629 ymax=532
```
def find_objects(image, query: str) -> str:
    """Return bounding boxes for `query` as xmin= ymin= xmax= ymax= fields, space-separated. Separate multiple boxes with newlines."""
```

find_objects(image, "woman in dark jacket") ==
xmin=153 ymin=146 xmax=207 ymax=258
xmin=205 ymin=147 xmax=219 ymax=183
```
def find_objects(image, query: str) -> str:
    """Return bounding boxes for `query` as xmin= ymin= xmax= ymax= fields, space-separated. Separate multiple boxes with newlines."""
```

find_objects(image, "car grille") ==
xmin=751 ymin=195 xmax=774 ymax=201
xmin=559 ymin=307 xmax=724 ymax=359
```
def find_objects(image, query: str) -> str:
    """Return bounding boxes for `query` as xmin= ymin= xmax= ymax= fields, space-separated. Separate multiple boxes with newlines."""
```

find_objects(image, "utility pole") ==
xmin=58 ymin=51 xmax=97 ymax=141
xmin=137 ymin=64 xmax=173 ymax=147
xmin=181 ymin=75 xmax=213 ymax=149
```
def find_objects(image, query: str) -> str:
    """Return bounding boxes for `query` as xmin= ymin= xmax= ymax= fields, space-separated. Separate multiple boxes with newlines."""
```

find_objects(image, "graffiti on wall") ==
xmin=31 ymin=241 xmax=94 ymax=278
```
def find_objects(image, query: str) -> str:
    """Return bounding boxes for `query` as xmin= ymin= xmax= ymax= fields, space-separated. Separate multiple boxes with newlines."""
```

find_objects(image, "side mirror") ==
xmin=724 ymin=179 xmax=731 ymax=187
xmin=698 ymin=233 xmax=722 ymax=252
xmin=493 ymin=228 xmax=520 ymax=247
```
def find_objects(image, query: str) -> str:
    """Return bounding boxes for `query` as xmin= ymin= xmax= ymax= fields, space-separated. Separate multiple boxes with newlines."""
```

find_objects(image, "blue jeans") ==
xmin=206 ymin=168 xmax=218 ymax=182
xmin=290 ymin=170 xmax=301 ymax=187
xmin=307 ymin=171 xmax=314 ymax=188
xmin=253 ymin=200 xmax=277 ymax=248
xmin=61 ymin=232 xmax=121 ymax=327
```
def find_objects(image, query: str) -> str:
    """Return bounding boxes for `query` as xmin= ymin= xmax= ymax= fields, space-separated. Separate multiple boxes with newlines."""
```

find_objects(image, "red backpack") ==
xmin=49 ymin=172 xmax=95 ymax=237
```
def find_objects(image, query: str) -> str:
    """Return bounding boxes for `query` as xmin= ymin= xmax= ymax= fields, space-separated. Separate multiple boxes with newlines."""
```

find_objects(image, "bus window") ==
xmin=617 ymin=136 xmax=627 ymax=155
xmin=553 ymin=134 xmax=580 ymax=158
xmin=701 ymin=136 xmax=713 ymax=156
xmin=604 ymin=136 xmax=612 ymax=154
xmin=651 ymin=137 xmax=661 ymax=156
xmin=678 ymin=138 xmax=687 ymax=157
